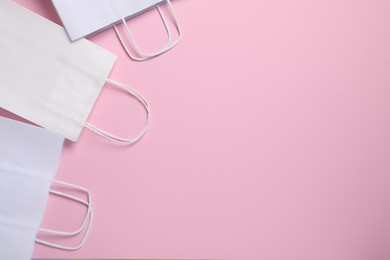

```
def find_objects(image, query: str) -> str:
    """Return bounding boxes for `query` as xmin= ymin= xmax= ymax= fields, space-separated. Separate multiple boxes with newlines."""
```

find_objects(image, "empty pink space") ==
xmin=2 ymin=0 xmax=390 ymax=259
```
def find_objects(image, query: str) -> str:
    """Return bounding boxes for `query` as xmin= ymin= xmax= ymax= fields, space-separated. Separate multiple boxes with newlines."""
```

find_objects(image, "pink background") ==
xmin=1 ymin=0 xmax=390 ymax=259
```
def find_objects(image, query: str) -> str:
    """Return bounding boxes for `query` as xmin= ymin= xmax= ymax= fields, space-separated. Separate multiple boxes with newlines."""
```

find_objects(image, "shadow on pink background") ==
xmin=1 ymin=0 xmax=390 ymax=259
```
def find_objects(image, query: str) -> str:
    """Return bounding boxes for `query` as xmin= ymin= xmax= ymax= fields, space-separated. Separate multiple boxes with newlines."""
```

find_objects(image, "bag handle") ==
xmin=84 ymin=79 xmax=150 ymax=144
xmin=35 ymin=180 xmax=93 ymax=251
xmin=114 ymin=0 xmax=181 ymax=61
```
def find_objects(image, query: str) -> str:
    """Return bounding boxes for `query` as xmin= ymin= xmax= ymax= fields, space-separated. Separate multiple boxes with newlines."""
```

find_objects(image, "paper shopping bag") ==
xmin=0 ymin=0 xmax=149 ymax=144
xmin=51 ymin=0 xmax=181 ymax=60
xmin=0 ymin=116 xmax=92 ymax=258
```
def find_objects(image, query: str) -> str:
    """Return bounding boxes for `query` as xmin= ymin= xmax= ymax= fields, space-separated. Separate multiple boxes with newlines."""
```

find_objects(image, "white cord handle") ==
xmin=114 ymin=0 xmax=181 ymax=61
xmin=85 ymin=79 xmax=150 ymax=144
xmin=35 ymin=180 xmax=93 ymax=251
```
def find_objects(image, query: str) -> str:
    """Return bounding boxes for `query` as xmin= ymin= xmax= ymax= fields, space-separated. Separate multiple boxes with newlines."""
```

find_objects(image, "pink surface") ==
xmin=1 ymin=0 xmax=390 ymax=259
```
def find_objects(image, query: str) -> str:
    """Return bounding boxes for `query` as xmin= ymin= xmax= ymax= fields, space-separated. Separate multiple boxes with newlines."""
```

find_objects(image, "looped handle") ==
xmin=84 ymin=79 xmax=150 ymax=144
xmin=114 ymin=0 xmax=181 ymax=61
xmin=35 ymin=180 xmax=93 ymax=251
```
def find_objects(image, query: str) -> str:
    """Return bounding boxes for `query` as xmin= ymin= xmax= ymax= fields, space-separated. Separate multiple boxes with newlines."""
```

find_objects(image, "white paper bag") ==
xmin=51 ymin=0 xmax=181 ymax=61
xmin=0 ymin=0 xmax=150 ymax=143
xmin=0 ymin=115 xmax=62 ymax=259
xmin=51 ymin=0 xmax=163 ymax=40
xmin=0 ymin=116 xmax=92 ymax=259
